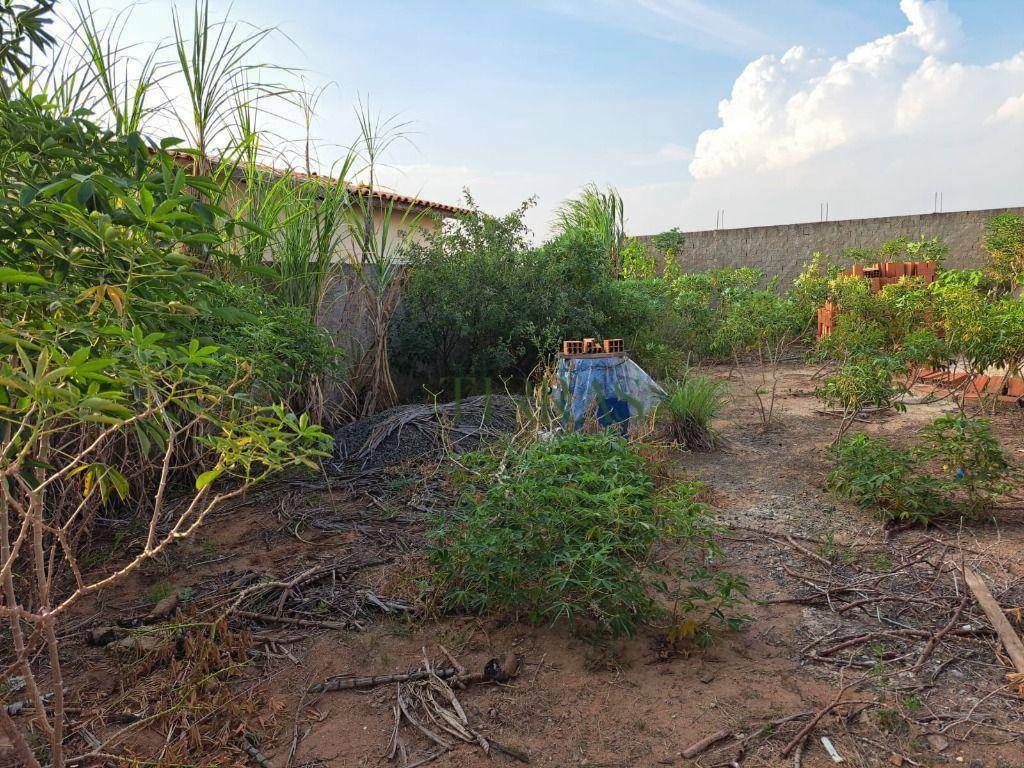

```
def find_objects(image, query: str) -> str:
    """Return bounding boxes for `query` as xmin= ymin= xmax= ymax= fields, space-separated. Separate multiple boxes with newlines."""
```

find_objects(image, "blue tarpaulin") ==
xmin=552 ymin=354 xmax=666 ymax=432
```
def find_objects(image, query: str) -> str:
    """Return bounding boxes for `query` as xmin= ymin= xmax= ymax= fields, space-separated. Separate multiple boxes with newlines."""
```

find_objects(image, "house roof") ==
xmin=342 ymin=181 xmax=470 ymax=216
xmin=168 ymin=151 xmax=470 ymax=217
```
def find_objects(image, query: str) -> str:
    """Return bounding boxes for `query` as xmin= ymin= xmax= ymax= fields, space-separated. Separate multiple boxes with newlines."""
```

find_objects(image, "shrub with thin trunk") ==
xmin=0 ymin=11 xmax=330 ymax=764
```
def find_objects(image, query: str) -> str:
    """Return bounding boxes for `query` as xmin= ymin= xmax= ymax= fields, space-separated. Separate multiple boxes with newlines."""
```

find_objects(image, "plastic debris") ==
xmin=552 ymin=354 xmax=666 ymax=432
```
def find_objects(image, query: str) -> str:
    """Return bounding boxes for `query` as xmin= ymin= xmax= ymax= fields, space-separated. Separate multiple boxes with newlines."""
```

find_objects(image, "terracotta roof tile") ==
xmin=167 ymin=151 xmax=470 ymax=216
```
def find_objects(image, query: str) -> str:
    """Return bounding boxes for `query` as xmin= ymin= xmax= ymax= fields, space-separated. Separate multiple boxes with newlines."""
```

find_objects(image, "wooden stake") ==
xmin=963 ymin=568 xmax=1024 ymax=674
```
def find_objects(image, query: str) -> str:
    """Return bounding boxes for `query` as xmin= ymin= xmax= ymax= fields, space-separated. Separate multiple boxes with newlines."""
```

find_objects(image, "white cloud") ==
xmin=672 ymin=0 xmax=1024 ymax=231
xmin=990 ymin=92 xmax=1024 ymax=124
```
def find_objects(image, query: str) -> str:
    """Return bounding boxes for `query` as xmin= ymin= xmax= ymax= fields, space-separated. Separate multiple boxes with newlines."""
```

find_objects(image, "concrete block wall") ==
xmin=638 ymin=206 xmax=1024 ymax=286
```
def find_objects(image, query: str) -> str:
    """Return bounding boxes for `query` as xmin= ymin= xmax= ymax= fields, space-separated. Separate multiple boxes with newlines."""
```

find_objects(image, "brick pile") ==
xmin=561 ymin=338 xmax=625 ymax=356
xmin=816 ymin=261 xmax=937 ymax=340
xmin=908 ymin=366 xmax=1024 ymax=406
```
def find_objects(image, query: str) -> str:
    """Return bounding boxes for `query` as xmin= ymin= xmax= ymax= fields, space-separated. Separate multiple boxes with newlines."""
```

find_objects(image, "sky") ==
xmin=66 ymin=0 xmax=1024 ymax=238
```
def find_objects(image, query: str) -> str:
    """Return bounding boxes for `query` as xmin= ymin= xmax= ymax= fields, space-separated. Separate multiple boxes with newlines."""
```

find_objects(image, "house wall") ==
xmin=222 ymin=177 xmax=441 ymax=262
xmin=638 ymin=206 xmax=1024 ymax=285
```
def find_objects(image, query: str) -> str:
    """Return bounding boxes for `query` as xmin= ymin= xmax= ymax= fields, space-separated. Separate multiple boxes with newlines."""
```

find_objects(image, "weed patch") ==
xmin=428 ymin=432 xmax=745 ymax=639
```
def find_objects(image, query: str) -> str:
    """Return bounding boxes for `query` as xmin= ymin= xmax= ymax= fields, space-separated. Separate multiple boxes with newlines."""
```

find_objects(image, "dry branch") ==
xmin=964 ymin=567 xmax=1024 ymax=674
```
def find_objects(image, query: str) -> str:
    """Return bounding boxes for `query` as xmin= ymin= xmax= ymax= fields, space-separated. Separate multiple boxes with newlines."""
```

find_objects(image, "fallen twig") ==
xmin=911 ymin=592 xmax=969 ymax=674
xmin=681 ymin=728 xmax=730 ymax=758
xmin=240 ymin=735 xmax=272 ymax=768
xmin=780 ymin=696 xmax=874 ymax=758
xmin=235 ymin=610 xmax=352 ymax=631
xmin=490 ymin=738 xmax=530 ymax=763
xmin=311 ymin=652 xmax=519 ymax=693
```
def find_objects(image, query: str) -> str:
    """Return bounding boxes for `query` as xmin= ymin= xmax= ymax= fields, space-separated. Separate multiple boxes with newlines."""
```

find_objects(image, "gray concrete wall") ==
xmin=639 ymin=206 xmax=1024 ymax=286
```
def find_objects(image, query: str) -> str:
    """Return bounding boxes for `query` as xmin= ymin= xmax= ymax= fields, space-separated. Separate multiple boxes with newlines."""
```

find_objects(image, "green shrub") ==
xmin=982 ymin=213 xmax=1024 ymax=288
xmin=395 ymin=197 xmax=614 ymax=383
xmin=599 ymin=278 xmax=689 ymax=377
xmin=817 ymin=355 xmax=909 ymax=413
xmin=190 ymin=279 xmax=342 ymax=410
xmin=661 ymin=267 xmax=769 ymax=361
xmin=827 ymin=434 xmax=946 ymax=524
xmin=879 ymin=235 xmax=948 ymax=264
xmin=789 ymin=252 xmax=841 ymax=329
xmin=429 ymin=432 xmax=745 ymax=639
xmin=620 ymin=237 xmax=656 ymax=280
xmin=933 ymin=281 xmax=1024 ymax=376
xmin=660 ymin=373 xmax=728 ymax=450
xmin=829 ymin=415 xmax=1015 ymax=523
xmin=933 ymin=267 xmax=999 ymax=294
xmin=919 ymin=414 xmax=1014 ymax=515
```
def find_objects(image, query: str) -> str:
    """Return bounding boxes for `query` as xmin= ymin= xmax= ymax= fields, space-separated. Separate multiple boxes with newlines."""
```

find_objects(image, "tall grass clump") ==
xmin=343 ymin=105 xmax=422 ymax=416
xmin=553 ymin=183 xmax=626 ymax=277
xmin=660 ymin=372 xmax=728 ymax=450
xmin=429 ymin=432 xmax=746 ymax=640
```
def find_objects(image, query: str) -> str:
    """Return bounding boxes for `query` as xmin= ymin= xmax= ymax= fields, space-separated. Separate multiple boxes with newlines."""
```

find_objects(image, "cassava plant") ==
xmin=827 ymin=434 xmax=945 ymax=525
xmin=0 ymin=20 xmax=330 ymax=762
xmin=919 ymin=414 xmax=1015 ymax=516
xmin=828 ymin=414 xmax=1015 ymax=525
xmin=429 ymin=432 xmax=747 ymax=641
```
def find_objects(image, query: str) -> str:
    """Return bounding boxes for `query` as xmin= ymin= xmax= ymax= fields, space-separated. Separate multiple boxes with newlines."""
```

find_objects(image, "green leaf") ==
xmin=19 ymin=186 xmax=38 ymax=206
xmin=195 ymin=466 xmax=224 ymax=490
xmin=76 ymin=179 xmax=95 ymax=205
xmin=140 ymin=186 xmax=154 ymax=216
xmin=0 ymin=267 xmax=48 ymax=286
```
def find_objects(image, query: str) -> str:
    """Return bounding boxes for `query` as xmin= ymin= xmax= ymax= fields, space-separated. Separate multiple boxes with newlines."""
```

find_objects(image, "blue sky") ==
xmin=76 ymin=0 xmax=1024 ymax=237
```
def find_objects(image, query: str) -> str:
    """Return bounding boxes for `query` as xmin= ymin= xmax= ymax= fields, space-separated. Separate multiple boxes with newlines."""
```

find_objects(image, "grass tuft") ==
xmin=660 ymin=371 xmax=728 ymax=451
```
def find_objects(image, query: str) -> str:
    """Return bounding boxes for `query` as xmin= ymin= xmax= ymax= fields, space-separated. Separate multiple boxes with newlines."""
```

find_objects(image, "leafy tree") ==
xmin=982 ymin=213 xmax=1024 ymax=288
xmin=715 ymin=288 xmax=805 ymax=427
xmin=0 ymin=19 xmax=329 ymax=764
xmin=932 ymin=280 xmax=1024 ymax=379
xmin=650 ymin=227 xmax=685 ymax=256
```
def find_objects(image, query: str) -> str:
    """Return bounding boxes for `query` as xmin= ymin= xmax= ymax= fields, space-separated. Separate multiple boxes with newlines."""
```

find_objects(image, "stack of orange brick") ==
xmin=961 ymin=374 xmax=1024 ymax=404
xmin=816 ymin=261 xmax=938 ymax=340
xmin=561 ymin=338 xmax=625 ymax=356
xmin=907 ymin=365 xmax=1024 ymax=405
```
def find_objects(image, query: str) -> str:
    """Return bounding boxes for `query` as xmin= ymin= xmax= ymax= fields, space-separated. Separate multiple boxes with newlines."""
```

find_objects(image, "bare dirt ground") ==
xmin=23 ymin=362 xmax=1024 ymax=768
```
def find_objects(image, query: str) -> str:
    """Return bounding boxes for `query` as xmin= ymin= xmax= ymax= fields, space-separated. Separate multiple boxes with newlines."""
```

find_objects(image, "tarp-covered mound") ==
xmin=330 ymin=395 xmax=519 ymax=472
xmin=552 ymin=355 xmax=666 ymax=432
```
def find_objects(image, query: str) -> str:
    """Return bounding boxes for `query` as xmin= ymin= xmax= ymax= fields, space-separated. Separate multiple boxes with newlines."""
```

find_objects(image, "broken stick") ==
xmin=681 ymin=728 xmax=730 ymax=758
xmin=963 ymin=567 xmax=1024 ymax=675
xmin=310 ymin=653 xmax=520 ymax=693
